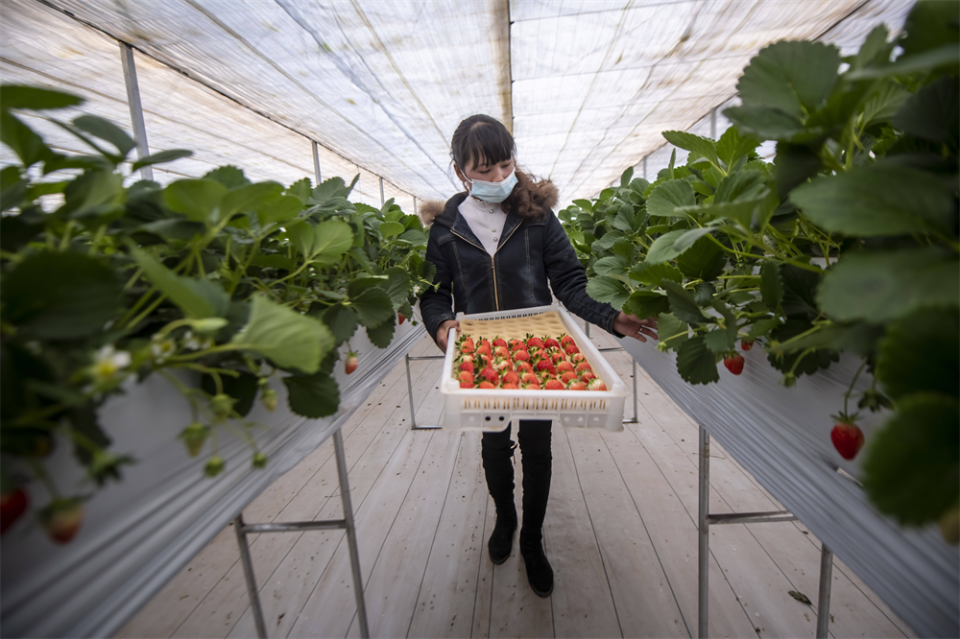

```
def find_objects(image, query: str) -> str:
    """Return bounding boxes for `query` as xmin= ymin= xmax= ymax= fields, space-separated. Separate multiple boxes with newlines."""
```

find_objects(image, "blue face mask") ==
xmin=467 ymin=168 xmax=517 ymax=204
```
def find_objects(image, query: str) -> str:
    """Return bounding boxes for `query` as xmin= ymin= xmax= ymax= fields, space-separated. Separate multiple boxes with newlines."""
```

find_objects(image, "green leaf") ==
xmin=611 ymin=238 xmax=634 ymax=261
xmin=72 ymin=115 xmax=136 ymax=158
xmin=620 ymin=166 xmax=634 ymax=187
xmin=284 ymin=371 xmax=340 ymax=418
xmin=714 ymin=170 xmax=767 ymax=204
xmin=704 ymin=329 xmax=735 ymax=354
xmin=780 ymin=264 xmax=821 ymax=318
xmin=351 ymin=286 xmax=394 ymax=328
xmin=1 ymin=112 xmax=53 ymax=167
xmin=249 ymin=254 xmax=296 ymax=271
xmin=694 ymin=281 xmax=716 ymax=306
xmin=138 ymin=219 xmax=205 ymax=241
xmin=746 ymin=317 xmax=781 ymax=339
xmin=723 ymin=106 xmax=805 ymax=140
xmin=366 ymin=315 xmax=396 ymax=348
xmin=0 ymin=85 xmax=83 ymax=111
xmin=774 ymin=143 xmax=822 ymax=200
xmin=379 ymin=221 xmax=405 ymax=237
xmin=677 ymin=236 xmax=726 ymax=281
xmin=818 ymin=248 xmax=959 ymax=322
xmin=203 ymin=166 xmax=249 ymax=188
xmin=849 ymin=24 xmax=892 ymax=72
xmin=663 ymin=131 xmax=721 ymax=170
xmin=322 ymin=304 xmax=360 ymax=344
xmin=585 ymin=276 xmax=630 ymax=310
xmin=645 ymin=229 xmax=689 ymax=265
xmin=717 ymin=126 xmax=760 ymax=169
xmin=611 ymin=203 xmax=636 ymax=232
xmin=892 ymin=76 xmax=958 ymax=146
xmin=623 ymin=291 xmax=671 ymax=320
xmin=792 ymin=165 xmax=955 ymax=237
xmin=220 ymin=182 xmax=284 ymax=222
xmin=131 ymin=249 xmax=229 ymax=319
xmin=646 ymin=179 xmax=696 ymax=219
xmin=658 ymin=312 xmax=689 ymax=352
xmin=861 ymin=82 xmax=912 ymax=130
xmin=677 ymin=336 xmax=720 ymax=385
xmin=737 ymin=40 xmax=841 ymax=118
xmin=766 ymin=319 xmax=839 ymax=376
xmin=760 ymin=261 xmax=783 ymax=313
xmin=397 ymin=228 xmax=428 ymax=245
xmin=58 ymin=170 xmax=123 ymax=218
xmin=848 ymin=45 xmax=959 ymax=80
xmin=628 ymin=262 xmax=683 ymax=287
xmin=383 ymin=267 xmax=411 ymax=308
xmin=288 ymin=218 xmax=354 ymax=260
xmin=673 ymin=227 xmax=717 ymax=253
xmin=900 ymin=0 xmax=960 ymax=60
xmin=1 ymin=251 xmax=121 ymax=340
xmin=201 ymin=372 xmax=259 ymax=418
xmin=661 ymin=280 xmax=707 ymax=325
xmin=286 ymin=178 xmax=312 ymax=204
xmin=256 ymin=194 xmax=302 ymax=227
xmin=131 ymin=149 xmax=192 ymax=171
xmin=593 ymin=255 xmax=630 ymax=278
xmin=863 ymin=393 xmax=960 ymax=526
xmin=573 ymin=198 xmax=594 ymax=211
xmin=877 ymin=309 xmax=959 ymax=401
xmin=712 ymin=298 xmax=739 ymax=344
xmin=231 ymin=296 xmax=333 ymax=373
xmin=163 ymin=179 xmax=227 ymax=224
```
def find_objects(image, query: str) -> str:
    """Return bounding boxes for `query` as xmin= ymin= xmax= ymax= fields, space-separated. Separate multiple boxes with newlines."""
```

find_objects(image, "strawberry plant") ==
xmin=0 ymin=85 xmax=434 ymax=540
xmin=561 ymin=0 xmax=958 ymax=537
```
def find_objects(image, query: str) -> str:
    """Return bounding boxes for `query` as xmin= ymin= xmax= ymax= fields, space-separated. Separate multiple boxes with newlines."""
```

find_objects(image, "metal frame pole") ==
xmin=312 ymin=141 xmax=321 ymax=185
xmin=414 ymin=197 xmax=418 ymax=217
xmin=234 ymin=513 xmax=269 ymax=639
xmin=379 ymin=176 xmax=385 ymax=206
xmin=119 ymin=43 xmax=153 ymax=181
xmin=334 ymin=429 xmax=369 ymax=638
xmin=698 ymin=426 xmax=710 ymax=639
xmin=710 ymin=107 xmax=717 ymax=140
xmin=642 ymin=156 xmax=648 ymax=181
xmin=817 ymin=544 xmax=834 ymax=638
xmin=405 ymin=353 xmax=444 ymax=430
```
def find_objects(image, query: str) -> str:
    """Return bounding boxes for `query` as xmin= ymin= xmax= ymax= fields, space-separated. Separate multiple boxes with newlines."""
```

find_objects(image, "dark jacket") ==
xmin=419 ymin=187 xmax=621 ymax=345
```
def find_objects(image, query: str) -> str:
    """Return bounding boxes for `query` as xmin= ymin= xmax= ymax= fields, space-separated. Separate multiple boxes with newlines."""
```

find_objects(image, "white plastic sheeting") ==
xmin=0 ymin=320 xmax=426 ymax=638
xmin=2 ymin=0 xmax=914 ymax=207
xmin=621 ymin=338 xmax=959 ymax=638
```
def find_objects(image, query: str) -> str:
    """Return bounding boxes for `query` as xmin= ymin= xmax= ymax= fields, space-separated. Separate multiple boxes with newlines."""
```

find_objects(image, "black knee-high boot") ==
xmin=481 ymin=427 xmax=517 ymax=565
xmin=517 ymin=420 xmax=554 ymax=597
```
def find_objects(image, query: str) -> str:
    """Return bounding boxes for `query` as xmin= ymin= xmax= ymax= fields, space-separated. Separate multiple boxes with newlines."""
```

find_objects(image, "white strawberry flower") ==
xmin=90 ymin=345 xmax=132 ymax=384
xmin=151 ymin=336 xmax=177 ymax=362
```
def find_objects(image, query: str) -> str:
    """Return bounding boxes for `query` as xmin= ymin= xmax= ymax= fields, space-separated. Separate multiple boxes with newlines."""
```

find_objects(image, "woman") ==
xmin=419 ymin=114 xmax=657 ymax=598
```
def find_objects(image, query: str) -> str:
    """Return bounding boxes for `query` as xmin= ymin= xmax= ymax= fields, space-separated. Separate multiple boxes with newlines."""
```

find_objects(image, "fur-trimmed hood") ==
xmin=418 ymin=179 xmax=558 ymax=227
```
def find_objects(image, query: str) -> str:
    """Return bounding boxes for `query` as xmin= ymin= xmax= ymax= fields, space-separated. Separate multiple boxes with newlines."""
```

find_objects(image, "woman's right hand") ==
xmin=436 ymin=320 xmax=460 ymax=353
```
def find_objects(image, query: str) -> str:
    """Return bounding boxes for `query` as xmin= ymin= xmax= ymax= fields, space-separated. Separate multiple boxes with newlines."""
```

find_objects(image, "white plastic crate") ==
xmin=439 ymin=305 xmax=628 ymax=432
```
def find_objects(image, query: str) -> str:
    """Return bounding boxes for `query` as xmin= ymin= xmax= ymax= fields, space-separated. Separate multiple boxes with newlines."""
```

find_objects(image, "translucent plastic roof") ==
xmin=2 ymin=0 xmax=913 ymax=207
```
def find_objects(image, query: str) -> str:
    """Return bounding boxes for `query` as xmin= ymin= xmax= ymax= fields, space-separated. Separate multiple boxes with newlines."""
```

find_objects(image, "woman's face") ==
xmin=456 ymin=155 xmax=514 ymax=187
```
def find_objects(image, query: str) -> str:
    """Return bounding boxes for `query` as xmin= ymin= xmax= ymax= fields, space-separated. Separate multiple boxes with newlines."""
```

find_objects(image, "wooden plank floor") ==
xmin=118 ymin=328 xmax=917 ymax=639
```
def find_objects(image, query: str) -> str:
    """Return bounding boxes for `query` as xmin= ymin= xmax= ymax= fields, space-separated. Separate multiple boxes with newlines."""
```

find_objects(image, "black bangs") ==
xmin=451 ymin=115 xmax=515 ymax=172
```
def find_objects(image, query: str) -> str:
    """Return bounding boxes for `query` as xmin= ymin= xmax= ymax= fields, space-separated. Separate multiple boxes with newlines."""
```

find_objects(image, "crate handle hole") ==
xmin=485 ymin=416 xmax=491 ymax=422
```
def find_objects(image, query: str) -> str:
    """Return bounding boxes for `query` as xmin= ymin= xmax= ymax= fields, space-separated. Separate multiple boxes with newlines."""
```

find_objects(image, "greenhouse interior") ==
xmin=1 ymin=0 xmax=958 ymax=637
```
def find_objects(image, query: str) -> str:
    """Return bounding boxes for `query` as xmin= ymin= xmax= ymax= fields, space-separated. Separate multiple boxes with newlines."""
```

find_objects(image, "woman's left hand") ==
xmin=613 ymin=312 xmax=658 ymax=343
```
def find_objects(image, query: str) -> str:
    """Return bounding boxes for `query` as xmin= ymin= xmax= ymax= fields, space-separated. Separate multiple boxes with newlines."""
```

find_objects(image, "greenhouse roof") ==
xmin=1 ymin=0 xmax=914 ymax=207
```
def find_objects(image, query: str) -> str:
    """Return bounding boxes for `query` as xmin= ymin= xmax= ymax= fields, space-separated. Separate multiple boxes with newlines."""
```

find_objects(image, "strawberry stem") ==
xmin=843 ymin=360 xmax=867 ymax=416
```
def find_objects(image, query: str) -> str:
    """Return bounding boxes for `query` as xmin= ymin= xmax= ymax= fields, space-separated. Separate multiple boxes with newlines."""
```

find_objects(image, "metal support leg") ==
xmin=312 ymin=140 xmax=321 ymax=185
xmin=234 ymin=513 xmax=269 ymax=639
xmin=334 ymin=429 xmax=369 ymax=638
xmin=623 ymin=358 xmax=638 ymax=424
xmin=405 ymin=353 xmax=444 ymax=430
xmin=119 ymin=43 xmax=153 ymax=181
xmin=817 ymin=544 xmax=834 ymax=638
xmin=698 ymin=426 xmax=710 ymax=639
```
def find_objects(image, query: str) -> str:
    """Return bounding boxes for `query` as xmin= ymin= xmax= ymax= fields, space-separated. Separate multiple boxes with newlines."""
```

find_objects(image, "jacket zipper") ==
xmin=452 ymin=223 xmax=523 ymax=313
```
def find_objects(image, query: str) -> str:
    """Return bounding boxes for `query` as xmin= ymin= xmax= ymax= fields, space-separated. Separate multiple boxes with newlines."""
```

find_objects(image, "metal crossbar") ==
xmin=698 ymin=427 xmax=833 ymax=638
xmin=233 ymin=430 xmax=370 ymax=638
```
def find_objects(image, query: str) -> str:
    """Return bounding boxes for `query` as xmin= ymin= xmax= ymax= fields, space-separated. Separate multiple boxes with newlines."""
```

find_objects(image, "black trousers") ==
xmin=481 ymin=420 xmax=552 ymax=546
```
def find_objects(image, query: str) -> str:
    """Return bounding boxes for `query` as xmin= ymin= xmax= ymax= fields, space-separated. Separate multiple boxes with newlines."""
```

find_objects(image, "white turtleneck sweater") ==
xmin=458 ymin=196 xmax=507 ymax=256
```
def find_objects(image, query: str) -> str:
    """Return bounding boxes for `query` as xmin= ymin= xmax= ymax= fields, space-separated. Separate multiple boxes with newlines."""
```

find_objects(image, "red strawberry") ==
xmin=557 ymin=361 xmax=575 ymax=373
xmin=545 ymin=379 xmax=565 ymax=390
xmin=493 ymin=338 xmax=508 ymax=348
xmin=565 ymin=344 xmax=580 ymax=355
xmin=40 ymin=498 xmax=84 ymax=544
xmin=509 ymin=339 xmax=526 ymax=351
xmin=481 ymin=367 xmax=499 ymax=384
xmin=587 ymin=378 xmax=607 ymax=391
xmin=521 ymin=372 xmax=539 ymax=385
xmin=459 ymin=361 xmax=475 ymax=373
xmin=459 ymin=371 xmax=474 ymax=385
xmin=576 ymin=362 xmax=592 ymax=373
xmin=478 ymin=381 xmax=496 ymax=389
xmin=535 ymin=360 xmax=555 ymax=374
xmin=543 ymin=337 xmax=560 ymax=349
xmin=494 ymin=346 xmax=510 ymax=358
xmin=398 ymin=312 xmax=406 ymax=325
xmin=480 ymin=339 xmax=491 ymax=350
xmin=1 ymin=488 xmax=28 ymax=535
xmin=517 ymin=361 xmax=534 ymax=373
xmin=831 ymin=421 xmax=865 ymax=460
xmin=502 ymin=371 xmax=520 ymax=385
xmin=568 ymin=381 xmax=587 ymax=391
xmin=580 ymin=371 xmax=596 ymax=383
xmin=522 ymin=382 xmax=541 ymax=390
xmin=526 ymin=336 xmax=544 ymax=350
xmin=477 ymin=344 xmax=492 ymax=357
xmin=345 ymin=351 xmax=359 ymax=375
xmin=513 ymin=350 xmax=530 ymax=362
xmin=501 ymin=383 xmax=519 ymax=390
xmin=460 ymin=338 xmax=475 ymax=354
xmin=493 ymin=358 xmax=512 ymax=372
xmin=560 ymin=334 xmax=575 ymax=347
xmin=571 ymin=353 xmax=586 ymax=364
xmin=723 ymin=353 xmax=745 ymax=375
xmin=561 ymin=371 xmax=578 ymax=384
xmin=528 ymin=348 xmax=544 ymax=360
xmin=550 ymin=352 xmax=565 ymax=364
xmin=460 ymin=381 xmax=474 ymax=389
xmin=741 ymin=340 xmax=754 ymax=351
